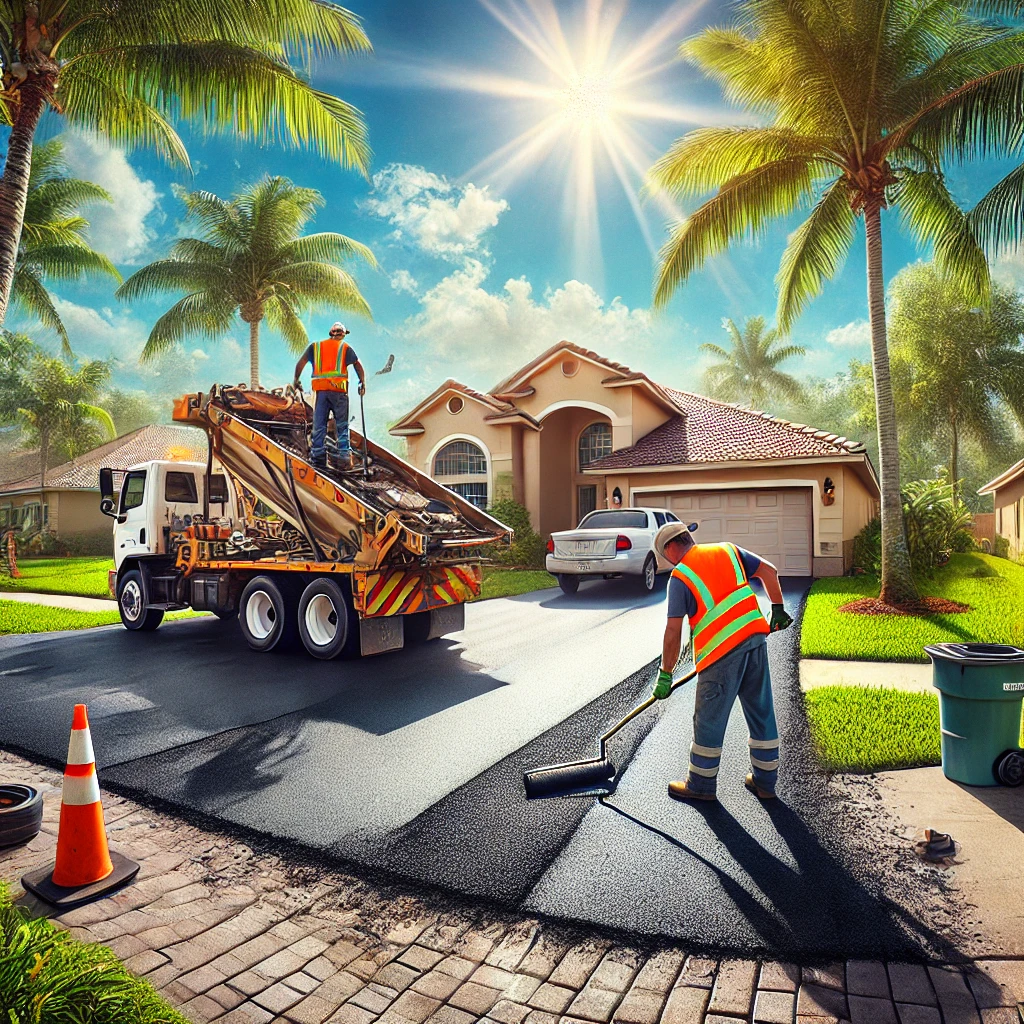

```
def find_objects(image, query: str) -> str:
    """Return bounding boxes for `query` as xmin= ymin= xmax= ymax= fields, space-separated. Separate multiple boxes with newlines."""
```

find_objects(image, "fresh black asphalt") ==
xmin=0 ymin=578 xmax=951 ymax=959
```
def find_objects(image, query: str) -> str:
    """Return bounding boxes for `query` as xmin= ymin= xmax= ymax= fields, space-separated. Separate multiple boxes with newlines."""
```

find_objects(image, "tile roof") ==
xmin=589 ymin=389 xmax=866 ymax=470
xmin=0 ymin=424 xmax=207 ymax=494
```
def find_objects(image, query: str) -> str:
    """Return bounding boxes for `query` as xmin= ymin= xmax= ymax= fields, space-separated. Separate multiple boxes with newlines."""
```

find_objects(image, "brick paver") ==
xmin=2 ymin=751 xmax=1024 ymax=1024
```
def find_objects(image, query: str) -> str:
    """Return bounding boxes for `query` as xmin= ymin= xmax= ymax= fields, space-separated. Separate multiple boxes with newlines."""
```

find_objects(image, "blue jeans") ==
xmin=686 ymin=633 xmax=779 ymax=795
xmin=311 ymin=390 xmax=349 ymax=462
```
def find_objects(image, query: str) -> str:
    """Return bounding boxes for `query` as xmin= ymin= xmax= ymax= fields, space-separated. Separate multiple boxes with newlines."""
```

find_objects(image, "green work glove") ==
xmin=653 ymin=668 xmax=673 ymax=700
xmin=770 ymin=604 xmax=793 ymax=632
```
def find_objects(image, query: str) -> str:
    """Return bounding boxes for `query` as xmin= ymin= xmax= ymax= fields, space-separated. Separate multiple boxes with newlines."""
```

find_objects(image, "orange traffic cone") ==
xmin=22 ymin=704 xmax=138 ymax=909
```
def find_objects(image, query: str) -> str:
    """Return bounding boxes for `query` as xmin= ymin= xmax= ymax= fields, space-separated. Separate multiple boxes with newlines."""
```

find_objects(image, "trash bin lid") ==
xmin=924 ymin=642 xmax=1024 ymax=665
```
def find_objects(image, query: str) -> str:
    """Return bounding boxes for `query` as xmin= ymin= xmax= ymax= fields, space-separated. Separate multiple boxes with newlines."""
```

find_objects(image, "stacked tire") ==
xmin=0 ymin=784 xmax=43 ymax=848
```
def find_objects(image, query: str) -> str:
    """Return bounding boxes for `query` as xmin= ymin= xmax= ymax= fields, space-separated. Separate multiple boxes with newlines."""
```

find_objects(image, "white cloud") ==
xmin=61 ymin=133 xmax=161 ymax=264
xmin=825 ymin=320 xmax=871 ymax=348
xmin=994 ymin=249 xmax=1024 ymax=290
xmin=361 ymin=164 xmax=508 ymax=259
xmin=191 ymin=348 xmax=210 ymax=361
xmin=396 ymin=259 xmax=666 ymax=385
xmin=389 ymin=269 xmax=419 ymax=295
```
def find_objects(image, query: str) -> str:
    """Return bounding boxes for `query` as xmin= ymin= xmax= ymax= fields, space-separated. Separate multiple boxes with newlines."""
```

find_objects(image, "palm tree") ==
xmin=0 ymin=2 xmax=372 ymax=332
xmin=649 ymin=0 xmax=1024 ymax=605
xmin=117 ymin=176 xmax=376 ymax=388
xmin=17 ymin=355 xmax=114 ymax=527
xmin=0 ymin=328 xmax=37 ymax=422
xmin=889 ymin=262 xmax=1024 ymax=498
xmin=15 ymin=137 xmax=119 ymax=357
xmin=700 ymin=316 xmax=805 ymax=408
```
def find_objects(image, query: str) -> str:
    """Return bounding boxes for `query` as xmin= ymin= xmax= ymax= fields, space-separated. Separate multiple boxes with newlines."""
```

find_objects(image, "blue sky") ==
xmin=13 ymin=0 xmax=1024 ymax=441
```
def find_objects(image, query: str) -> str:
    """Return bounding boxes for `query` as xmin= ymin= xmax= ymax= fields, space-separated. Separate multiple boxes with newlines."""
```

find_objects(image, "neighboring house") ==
xmin=0 ymin=424 xmax=206 ymax=550
xmin=979 ymin=459 xmax=1024 ymax=558
xmin=390 ymin=341 xmax=880 ymax=576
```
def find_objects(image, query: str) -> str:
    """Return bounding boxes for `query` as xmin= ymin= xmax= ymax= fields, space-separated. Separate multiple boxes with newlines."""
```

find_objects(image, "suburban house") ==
xmin=390 ymin=342 xmax=880 ymax=576
xmin=0 ymin=423 xmax=206 ymax=550
xmin=979 ymin=459 xmax=1024 ymax=558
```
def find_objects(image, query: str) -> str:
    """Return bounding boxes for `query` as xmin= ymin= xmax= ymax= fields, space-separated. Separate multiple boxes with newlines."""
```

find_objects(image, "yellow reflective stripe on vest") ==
xmin=672 ymin=562 xmax=713 ymax=609
xmin=692 ymin=584 xmax=757 ymax=638
xmin=724 ymin=543 xmax=746 ymax=585
xmin=697 ymin=608 xmax=766 ymax=664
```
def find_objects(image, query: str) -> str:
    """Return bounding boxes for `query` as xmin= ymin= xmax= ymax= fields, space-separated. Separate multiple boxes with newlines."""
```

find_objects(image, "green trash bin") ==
xmin=925 ymin=643 xmax=1024 ymax=787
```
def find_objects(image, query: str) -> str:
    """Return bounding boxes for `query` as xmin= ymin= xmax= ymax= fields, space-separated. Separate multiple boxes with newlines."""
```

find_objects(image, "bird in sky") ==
xmin=376 ymin=354 xmax=395 ymax=375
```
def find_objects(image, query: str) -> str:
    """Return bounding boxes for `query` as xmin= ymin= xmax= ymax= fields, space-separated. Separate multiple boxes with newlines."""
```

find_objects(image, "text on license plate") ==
xmin=576 ymin=562 xmax=591 ymax=572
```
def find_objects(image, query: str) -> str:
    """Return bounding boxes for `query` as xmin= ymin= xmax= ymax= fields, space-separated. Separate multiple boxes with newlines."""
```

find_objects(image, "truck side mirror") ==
xmin=100 ymin=497 xmax=117 ymax=518
xmin=99 ymin=467 xmax=114 ymax=501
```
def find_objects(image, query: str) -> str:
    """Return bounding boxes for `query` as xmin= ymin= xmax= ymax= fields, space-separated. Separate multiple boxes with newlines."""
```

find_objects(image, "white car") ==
xmin=545 ymin=507 xmax=686 ymax=595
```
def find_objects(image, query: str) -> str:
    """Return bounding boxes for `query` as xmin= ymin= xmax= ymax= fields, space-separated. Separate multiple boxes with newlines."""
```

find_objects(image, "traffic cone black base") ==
xmin=22 ymin=849 xmax=139 ymax=910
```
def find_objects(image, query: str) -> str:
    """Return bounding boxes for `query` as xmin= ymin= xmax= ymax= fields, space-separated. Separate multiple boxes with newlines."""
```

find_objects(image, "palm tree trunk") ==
xmin=0 ymin=74 xmax=54 ymax=329
xmin=864 ymin=202 xmax=919 ymax=606
xmin=38 ymin=427 xmax=48 ymax=535
xmin=949 ymin=415 xmax=959 ymax=499
xmin=249 ymin=319 xmax=260 ymax=389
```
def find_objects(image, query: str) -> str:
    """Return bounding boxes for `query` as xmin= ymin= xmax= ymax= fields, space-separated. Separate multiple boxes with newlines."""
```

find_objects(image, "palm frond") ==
xmin=117 ymin=259 xmax=232 ymax=302
xmin=968 ymin=161 xmax=1024 ymax=254
xmin=10 ymin=266 xmax=72 ymax=357
xmin=20 ymin=244 xmax=121 ymax=283
xmin=265 ymin=296 xmax=310 ymax=353
xmin=280 ymin=231 xmax=376 ymax=267
xmin=141 ymin=293 xmax=238 ymax=359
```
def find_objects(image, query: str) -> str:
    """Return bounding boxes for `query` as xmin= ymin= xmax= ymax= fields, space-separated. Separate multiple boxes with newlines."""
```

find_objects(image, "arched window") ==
xmin=578 ymin=422 xmax=612 ymax=469
xmin=433 ymin=439 xmax=488 ymax=508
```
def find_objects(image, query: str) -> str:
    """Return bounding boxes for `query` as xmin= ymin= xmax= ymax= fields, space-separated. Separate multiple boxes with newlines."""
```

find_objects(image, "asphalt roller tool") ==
xmin=523 ymin=667 xmax=697 ymax=799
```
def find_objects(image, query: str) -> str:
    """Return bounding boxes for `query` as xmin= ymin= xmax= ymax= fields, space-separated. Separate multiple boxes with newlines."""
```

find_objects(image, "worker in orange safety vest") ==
xmin=293 ymin=322 xmax=367 ymax=470
xmin=652 ymin=520 xmax=793 ymax=803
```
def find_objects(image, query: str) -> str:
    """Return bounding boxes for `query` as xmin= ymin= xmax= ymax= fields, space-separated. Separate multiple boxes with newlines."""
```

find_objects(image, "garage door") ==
xmin=643 ymin=488 xmax=812 ymax=576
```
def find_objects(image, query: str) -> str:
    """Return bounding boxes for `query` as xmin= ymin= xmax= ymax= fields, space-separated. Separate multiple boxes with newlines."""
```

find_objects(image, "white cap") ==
xmin=330 ymin=322 xmax=349 ymax=335
xmin=654 ymin=521 xmax=696 ymax=561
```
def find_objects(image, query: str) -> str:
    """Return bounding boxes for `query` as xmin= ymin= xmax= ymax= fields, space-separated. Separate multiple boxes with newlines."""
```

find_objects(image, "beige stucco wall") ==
xmin=0 ymin=488 xmax=110 ymax=552
xmin=993 ymin=476 xmax=1024 ymax=558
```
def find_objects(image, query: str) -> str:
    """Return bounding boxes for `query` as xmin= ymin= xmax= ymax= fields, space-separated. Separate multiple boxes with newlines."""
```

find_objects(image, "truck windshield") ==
xmin=121 ymin=471 xmax=146 ymax=512
xmin=578 ymin=511 xmax=647 ymax=529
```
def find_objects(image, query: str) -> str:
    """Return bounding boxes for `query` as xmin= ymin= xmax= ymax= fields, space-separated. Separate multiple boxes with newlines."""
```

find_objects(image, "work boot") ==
xmin=744 ymin=773 xmax=776 ymax=800
xmin=668 ymin=780 xmax=717 ymax=802
xmin=310 ymin=456 xmax=327 ymax=471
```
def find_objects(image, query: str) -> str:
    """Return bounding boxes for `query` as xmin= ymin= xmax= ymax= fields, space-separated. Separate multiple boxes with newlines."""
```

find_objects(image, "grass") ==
xmin=801 ymin=553 xmax=1024 ymax=663
xmin=478 ymin=567 xmax=558 ymax=600
xmin=0 ymin=883 xmax=189 ymax=1024
xmin=1 ymin=556 xmax=114 ymax=598
xmin=0 ymin=600 xmax=208 ymax=635
xmin=805 ymin=686 xmax=942 ymax=773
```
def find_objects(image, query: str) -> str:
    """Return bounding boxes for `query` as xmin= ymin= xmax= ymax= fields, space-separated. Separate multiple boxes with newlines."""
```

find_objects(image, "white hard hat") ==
xmin=330 ymin=322 xmax=349 ymax=335
xmin=654 ymin=521 xmax=696 ymax=562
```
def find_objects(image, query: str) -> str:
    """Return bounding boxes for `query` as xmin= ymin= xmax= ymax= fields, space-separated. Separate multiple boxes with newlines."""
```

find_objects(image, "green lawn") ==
xmin=805 ymin=686 xmax=942 ymax=772
xmin=801 ymin=553 xmax=1024 ymax=663
xmin=478 ymin=567 xmax=558 ymax=600
xmin=0 ymin=600 xmax=208 ymax=635
xmin=0 ymin=883 xmax=189 ymax=1024
xmin=1 ymin=556 xmax=114 ymax=598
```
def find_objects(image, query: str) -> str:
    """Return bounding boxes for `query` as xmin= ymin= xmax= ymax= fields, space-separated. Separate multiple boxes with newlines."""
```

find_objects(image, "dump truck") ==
xmin=99 ymin=384 xmax=511 ymax=658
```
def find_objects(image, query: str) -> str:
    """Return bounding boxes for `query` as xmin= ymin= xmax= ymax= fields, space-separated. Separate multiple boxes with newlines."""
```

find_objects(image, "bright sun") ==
xmin=396 ymin=0 xmax=728 ymax=285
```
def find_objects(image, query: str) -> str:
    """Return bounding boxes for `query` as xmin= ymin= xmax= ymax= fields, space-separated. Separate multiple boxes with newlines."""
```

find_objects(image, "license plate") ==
xmin=576 ymin=562 xmax=591 ymax=572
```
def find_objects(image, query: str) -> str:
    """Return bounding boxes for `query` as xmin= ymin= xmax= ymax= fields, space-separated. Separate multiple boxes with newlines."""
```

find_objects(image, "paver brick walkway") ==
xmin=2 ymin=751 xmax=1022 ymax=1024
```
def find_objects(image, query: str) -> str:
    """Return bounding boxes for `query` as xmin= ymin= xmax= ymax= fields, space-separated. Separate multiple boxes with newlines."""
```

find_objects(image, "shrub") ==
xmin=852 ymin=516 xmax=881 ymax=575
xmin=484 ymin=498 xmax=546 ymax=568
xmin=994 ymin=534 xmax=1010 ymax=559
xmin=0 ymin=882 xmax=189 ymax=1023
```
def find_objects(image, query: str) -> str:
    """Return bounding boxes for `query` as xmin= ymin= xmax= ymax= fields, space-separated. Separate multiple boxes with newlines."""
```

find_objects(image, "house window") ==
xmin=578 ymin=422 xmax=612 ymax=469
xmin=433 ymin=440 xmax=488 ymax=508
xmin=447 ymin=396 xmax=464 ymax=415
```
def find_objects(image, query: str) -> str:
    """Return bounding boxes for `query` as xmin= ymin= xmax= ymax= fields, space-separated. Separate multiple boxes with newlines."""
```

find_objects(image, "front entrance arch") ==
xmin=537 ymin=406 xmax=611 ymax=536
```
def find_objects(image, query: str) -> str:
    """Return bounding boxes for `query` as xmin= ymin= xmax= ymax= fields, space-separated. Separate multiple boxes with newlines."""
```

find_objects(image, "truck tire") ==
xmin=117 ymin=569 xmax=164 ymax=631
xmin=638 ymin=555 xmax=657 ymax=593
xmin=558 ymin=574 xmax=580 ymax=595
xmin=0 ymin=784 xmax=43 ymax=848
xmin=297 ymin=578 xmax=351 ymax=660
xmin=239 ymin=575 xmax=298 ymax=653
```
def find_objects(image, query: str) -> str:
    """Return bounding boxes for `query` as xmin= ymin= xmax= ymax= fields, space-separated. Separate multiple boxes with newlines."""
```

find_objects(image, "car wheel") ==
xmin=638 ymin=555 xmax=657 ymax=592
xmin=239 ymin=575 xmax=299 ymax=653
xmin=0 ymin=784 xmax=43 ymax=848
xmin=558 ymin=574 xmax=580 ymax=595
xmin=117 ymin=569 xmax=164 ymax=631
xmin=297 ymin=578 xmax=352 ymax=660
xmin=994 ymin=749 xmax=1024 ymax=786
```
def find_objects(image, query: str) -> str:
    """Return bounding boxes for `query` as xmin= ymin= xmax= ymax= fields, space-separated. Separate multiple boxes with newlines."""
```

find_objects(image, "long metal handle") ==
xmin=598 ymin=667 xmax=698 ymax=760
xmin=359 ymin=389 xmax=369 ymax=480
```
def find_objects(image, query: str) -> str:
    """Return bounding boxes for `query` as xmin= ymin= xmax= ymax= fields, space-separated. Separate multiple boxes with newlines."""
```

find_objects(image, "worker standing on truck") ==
xmin=293 ymin=322 xmax=367 ymax=471
xmin=651 ymin=521 xmax=793 ymax=803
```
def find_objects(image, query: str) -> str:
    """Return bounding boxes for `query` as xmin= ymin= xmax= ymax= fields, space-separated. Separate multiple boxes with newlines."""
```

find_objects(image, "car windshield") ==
xmin=578 ymin=511 xmax=648 ymax=529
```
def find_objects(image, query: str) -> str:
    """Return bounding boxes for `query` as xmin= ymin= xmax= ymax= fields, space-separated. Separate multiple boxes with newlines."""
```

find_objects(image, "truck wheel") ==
xmin=0 ymin=784 xmax=43 ymax=848
xmin=638 ymin=555 xmax=657 ymax=593
xmin=117 ymin=570 xmax=164 ymax=631
xmin=558 ymin=574 xmax=580 ymax=595
xmin=239 ymin=576 xmax=298 ymax=653
xmin=298 ymin=578 xmax=350 ymax=659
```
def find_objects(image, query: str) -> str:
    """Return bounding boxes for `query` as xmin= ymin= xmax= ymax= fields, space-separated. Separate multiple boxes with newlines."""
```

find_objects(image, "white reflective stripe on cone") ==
xmin=67 ymin=728 xmax=96 ymax=766
xmin=691 ymin=742 xmax=723 ymax=758
xmin=750 ymin=756 xmax=780 ymax=771
xmin=748 ymin=737 xmax=779 ymax=750
xmin=62 ymin=770 xmax=101 ymax=806
xmin=688 ymin=763 xmax=719 ymax=777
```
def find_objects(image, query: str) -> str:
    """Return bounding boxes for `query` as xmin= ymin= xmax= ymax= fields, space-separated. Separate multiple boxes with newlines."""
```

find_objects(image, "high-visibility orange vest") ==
xmin=312 ymin=338 xmax=350 ymax=392
xmin=672 ymin=543 xmax=770 ymax=671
